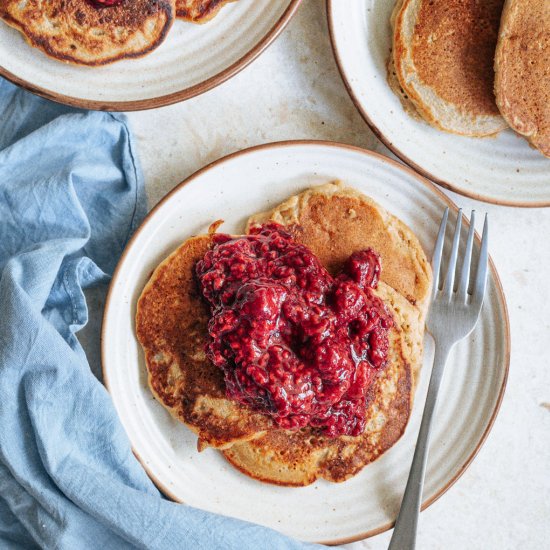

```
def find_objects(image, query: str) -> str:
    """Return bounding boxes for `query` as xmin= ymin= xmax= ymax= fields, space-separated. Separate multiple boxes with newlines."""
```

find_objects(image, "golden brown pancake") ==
xmin=1 ymin=0 xmax=175 ymax=66
xmin=223 ymin=183 xmax=429 ymax=486
xmin=176 ymin=0 xmax=233 ymax=22
xmin=136 ymin=183 xmax=431 ymax=484
xmin=393 ymin=0 xmax=507 ymax=136
xmin=247 ymin=182 xmax=431 ymax=315
xmin=495 ymin=0 xmax=550 ymax=157
xmin=136 ymin=234 xmax=272 ymax=451
xmin=223 ymin=282 xmax=419 ymax=486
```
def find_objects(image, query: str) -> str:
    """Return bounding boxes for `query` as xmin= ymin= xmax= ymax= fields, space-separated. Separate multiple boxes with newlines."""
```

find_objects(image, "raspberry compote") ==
xmin=196 ymin=223 xmax=393 ymax=437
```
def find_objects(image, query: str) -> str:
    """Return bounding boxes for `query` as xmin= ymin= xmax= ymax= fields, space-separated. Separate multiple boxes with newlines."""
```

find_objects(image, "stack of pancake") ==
xmin=0 ymin=0 xmax=234 ymax=66
xmin=136 ymin=182 xmax=432 ymax=486
xmin=390 ymin=0 xmax=549 ymax=157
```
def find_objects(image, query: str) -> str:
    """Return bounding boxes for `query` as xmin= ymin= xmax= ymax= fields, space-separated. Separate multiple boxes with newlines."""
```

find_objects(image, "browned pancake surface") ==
xmin=176 ymin=0 xmax=233 ymax=22
xmin=392 ymin=0 xmax=507 ymax=135
xmin=248 ymin=182 xmax=431 ymax=312
xmin=136 ymin=235 xmax=271 ymax=450
xmin=495 ymin=0 xmax=550 ymax=157
xmin=223 ymin=308 xmax=413 ymax=486
xmin=410 ymin=0 xmax=504 ymax=117
xmin=2 ymin=0 xmax=174 ymax=65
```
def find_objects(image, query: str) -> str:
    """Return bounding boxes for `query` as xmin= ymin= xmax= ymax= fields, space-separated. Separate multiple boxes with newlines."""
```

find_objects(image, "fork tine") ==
xmin=473 ymin=214 xmax=489 ymax=302
xmin=458 ymin=211 xmax=476 ymax=300
xmin=442 ymin=209 xmax=462 ymax=298
xmin=431 ymin=208 xmax=448 ymax=296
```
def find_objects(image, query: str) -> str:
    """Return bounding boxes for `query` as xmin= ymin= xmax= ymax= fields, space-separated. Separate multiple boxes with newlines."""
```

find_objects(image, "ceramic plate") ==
xmin=0 ymin=0 xmax=300 ymax=110
xmin=327 ymin=0 xmax=550 ymax=207
xmin=102 ymin=141 xmax=509 ymax=544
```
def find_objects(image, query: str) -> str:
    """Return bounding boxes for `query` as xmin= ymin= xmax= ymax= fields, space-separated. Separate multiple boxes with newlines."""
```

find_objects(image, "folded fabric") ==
xmin=0 ymin=79 xmax=314 ymax=550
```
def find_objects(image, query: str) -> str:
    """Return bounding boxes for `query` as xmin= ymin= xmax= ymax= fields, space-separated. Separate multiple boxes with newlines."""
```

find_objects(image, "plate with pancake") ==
xmin=102 ymin=141 xmax=509 ymax=544
xmin=327 ymin=0 xmax=550 ymax=207
xmin=0 ymin=0 xmax=300 ymax=110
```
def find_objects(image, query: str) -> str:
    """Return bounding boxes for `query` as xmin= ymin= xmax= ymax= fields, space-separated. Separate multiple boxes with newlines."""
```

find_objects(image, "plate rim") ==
xmin=325 ymin=0 xmax=550 ymax=209
xmin=0 ymin=0 xmax=302 ymax=112
xmin=100 ymin=139 xmax=511 ymax=545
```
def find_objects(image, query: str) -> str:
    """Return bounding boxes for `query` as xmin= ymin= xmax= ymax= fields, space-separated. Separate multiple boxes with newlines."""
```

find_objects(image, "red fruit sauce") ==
xmin=195 ymin=223 xmax=393 ymax=437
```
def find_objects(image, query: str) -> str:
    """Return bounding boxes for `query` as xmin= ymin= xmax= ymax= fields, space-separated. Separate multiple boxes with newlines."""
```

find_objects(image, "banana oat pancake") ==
xmin=247 ymin=181 xmax=431 ymax=315
xmin=1 ymin=0 xmax=175 ymax=66
xmin=223 ymin=281 xmax=422 ymax=486
xmin=495 ymin=0 xmax=550 ymax=157
xmin=136 ymin=233 xmax=272 ymax=451
xmin=393 ymin=0 xmax=507 ymax=136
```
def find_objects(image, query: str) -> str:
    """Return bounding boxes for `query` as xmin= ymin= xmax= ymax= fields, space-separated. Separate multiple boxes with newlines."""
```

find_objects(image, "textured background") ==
xmin=83 ymin=1 xmax=550 ymax=548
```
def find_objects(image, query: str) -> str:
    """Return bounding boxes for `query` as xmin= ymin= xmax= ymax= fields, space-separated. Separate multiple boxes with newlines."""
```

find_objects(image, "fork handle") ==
xmin=388 ymin=344 xmax=452 ymax=550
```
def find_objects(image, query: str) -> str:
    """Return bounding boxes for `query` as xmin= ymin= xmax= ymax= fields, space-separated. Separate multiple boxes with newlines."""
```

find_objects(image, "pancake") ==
xmin=136 ymin=234 xmax=272 ymax=451
xmin=494 ymin=0 xmax=550 ymax=157
xmin=1 ymin=0 xmax=175 ymax=66
xmin=393 ymin=0 xmax=507 ymax=136
xmin=225 ymin=184 xmax=429 ymax=486
xmin=136 ymin=183 xmax=431 ymax=482
xmin=247 ymin=181 xmax=431 ymax=315
xmin=223 ymin=282 xmax=421 ymax=486
xmin=176 ymin=0 xmax=233 ymax=22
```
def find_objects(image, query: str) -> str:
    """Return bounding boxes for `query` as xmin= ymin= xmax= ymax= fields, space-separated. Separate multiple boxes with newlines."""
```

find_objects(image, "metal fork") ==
xmin=388 ymin=208 xmax=489 ymax=550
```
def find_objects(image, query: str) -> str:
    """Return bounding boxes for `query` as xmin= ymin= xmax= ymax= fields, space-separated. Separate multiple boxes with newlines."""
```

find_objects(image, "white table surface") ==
xmin=86 ymin=1 xmax=550 ymax=548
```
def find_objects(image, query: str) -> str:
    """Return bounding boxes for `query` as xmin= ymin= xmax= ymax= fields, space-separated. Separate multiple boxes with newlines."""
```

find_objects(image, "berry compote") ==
xmin=196 ymin=223 xmax=393 ymax=437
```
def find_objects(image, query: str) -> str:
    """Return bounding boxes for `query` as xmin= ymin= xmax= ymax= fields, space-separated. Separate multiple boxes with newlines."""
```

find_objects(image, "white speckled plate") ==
xmin=327 ymin=0 xmax=550 ymax=207
xmin=102 ymin=141 xmax=509 ymax=544
xmin=0 ymin=0 xmax=300 ymax=110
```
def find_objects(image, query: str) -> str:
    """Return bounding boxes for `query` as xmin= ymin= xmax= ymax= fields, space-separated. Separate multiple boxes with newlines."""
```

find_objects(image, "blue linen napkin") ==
xmin=0 ymin=79 xmax=314 ymax=550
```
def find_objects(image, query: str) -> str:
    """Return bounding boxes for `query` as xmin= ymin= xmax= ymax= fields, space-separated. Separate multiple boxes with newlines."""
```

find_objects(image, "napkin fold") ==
xmin=0 ymin=79 xmax=313 ymax=550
